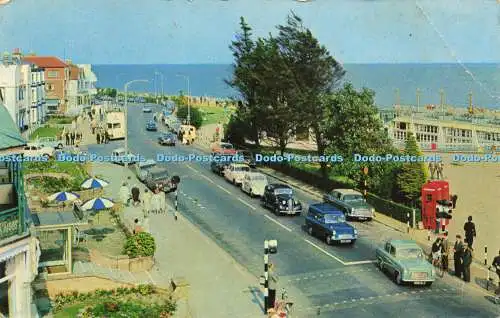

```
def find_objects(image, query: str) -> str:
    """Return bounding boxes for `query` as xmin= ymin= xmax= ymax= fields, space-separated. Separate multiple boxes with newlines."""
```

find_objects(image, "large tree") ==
xmin=225 ymin=17 xmax=263 ymax=147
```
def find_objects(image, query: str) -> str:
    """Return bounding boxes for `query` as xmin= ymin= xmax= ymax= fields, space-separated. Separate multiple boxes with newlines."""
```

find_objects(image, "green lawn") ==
xmin=198 ymin=105 xmax=233 ymax=126
xmin=54 ymin=303 xmax=86 ymax=318
xmin=24 ymin=160 xmax=89 ymax=181
xmin=47 ymin=116 xmax=75 ymax=125
xmin=30 ymin=127 xmax=62 ymax=140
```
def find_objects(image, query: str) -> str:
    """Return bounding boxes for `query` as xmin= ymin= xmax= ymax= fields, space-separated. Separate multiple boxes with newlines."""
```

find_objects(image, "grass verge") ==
xmin=30 ymin=126 xmax=62 ymax=140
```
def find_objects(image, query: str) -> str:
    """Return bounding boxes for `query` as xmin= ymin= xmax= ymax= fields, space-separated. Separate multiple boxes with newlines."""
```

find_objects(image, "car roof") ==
xmin=309 ymin=203 xmax=344 ymax=215
xmin=246 ymin=172 xmax=265 ymax=177
xmin=388 ymin=240 xmax=420 ymax=248
xmin=113 ymin=148 xmax=126 ymax=152
xmin=149 ymin=167 xmax=168 ymax=173
xmin=332 ymin=189 xmax=362 ymax=195
xmin=229 ymin=163 xmax=250 ymax=167
xmin=138 ymin=159 xmax=156 ymax=167
xmin=269 ymin=183 xmax=291 ymax=189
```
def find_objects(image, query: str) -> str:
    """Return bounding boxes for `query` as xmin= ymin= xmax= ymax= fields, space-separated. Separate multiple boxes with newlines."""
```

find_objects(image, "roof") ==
xmin=31 ymin=211 xmax=85 ymax=227
xmin=23 ymin=56 xmax=67 ymax=68
xmin=269 ymin=183 xmax=291 ymax=189
xmin=333 ymin=189 xmax=362 ymax=195
xmin=68 ymin=64 xmax=79 ymax=80
xmin=0 ymin=104 xmax=27 ymax=150
xmin=388 ymin=239 xmax=420 ymax=247
xmin=309 ymin=203 xmax=343 ymax=215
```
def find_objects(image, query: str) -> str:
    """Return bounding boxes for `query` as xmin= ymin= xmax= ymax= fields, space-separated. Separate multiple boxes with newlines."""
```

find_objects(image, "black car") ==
xmin=158 ymin=133 xmax=177 ymax=146
xmin=236 ymin=150 xmax=256 ymax=168
xmin=261 ymin=183 xmax=302 ymax=216
xmin=146 ymin=120 xmax=157 ymax=131
xmin=144 ymin=167 xmax=178 ymax=192
xmin=210 ymin=159 xmax=230 ymax=175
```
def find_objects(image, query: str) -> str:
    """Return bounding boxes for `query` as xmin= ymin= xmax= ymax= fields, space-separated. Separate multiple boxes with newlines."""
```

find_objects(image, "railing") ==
xmin=0 ymin=208 xmax=21 ymax=241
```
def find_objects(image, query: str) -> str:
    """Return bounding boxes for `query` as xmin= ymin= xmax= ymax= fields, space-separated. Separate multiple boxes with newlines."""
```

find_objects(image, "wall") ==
xmin=44 ymin=68 xmax=65 ymax=101
xmin=0 ymin=184 xmax=14 ymax=205
xmin=44 ymin=275 xmax=134 ymax=298
xmin=89 ymin=249 xmax=154 ymax=272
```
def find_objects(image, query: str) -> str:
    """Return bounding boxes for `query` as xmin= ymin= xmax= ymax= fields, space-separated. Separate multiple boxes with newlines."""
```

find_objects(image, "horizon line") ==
xmin=90 ymin=62 xmax=500 ymax=66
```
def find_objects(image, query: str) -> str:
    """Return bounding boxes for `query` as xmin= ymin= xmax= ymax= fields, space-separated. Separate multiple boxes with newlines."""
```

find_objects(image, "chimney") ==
xmin=2 ymin=52 xmax=10 ymax=65
xmin=12 ymin=48 xmax=22 ymax=64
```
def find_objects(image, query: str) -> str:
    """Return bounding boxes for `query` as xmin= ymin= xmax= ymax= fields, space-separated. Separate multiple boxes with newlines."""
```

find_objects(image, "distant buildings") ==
xmin=76 ymin=64 xmax=97 ymax=110
xmin=0 ymin=103 xmax=39 ymax=317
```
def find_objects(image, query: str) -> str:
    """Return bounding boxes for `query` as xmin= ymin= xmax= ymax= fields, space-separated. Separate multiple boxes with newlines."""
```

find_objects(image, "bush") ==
xmin=366 ymin=192 xmax=421 ymax=226
xmin=123 ymin=232 xmax=156 ymax=258
xmin=176 ymin=105 xmax=203 ymax=128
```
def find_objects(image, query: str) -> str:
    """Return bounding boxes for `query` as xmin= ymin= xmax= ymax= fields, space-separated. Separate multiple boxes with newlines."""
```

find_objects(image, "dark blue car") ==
xmin=305 ymin=203 xmax=358 ymax=245
xmin=146 ymin=120 xmax=157 ymax=131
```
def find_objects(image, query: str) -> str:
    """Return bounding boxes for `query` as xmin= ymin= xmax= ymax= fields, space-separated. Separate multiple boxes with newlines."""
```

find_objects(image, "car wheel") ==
xmin=43 ymin=153 xmax=50 ymax=158
xmin=274 ymin=207 xmax=280 ymax=215
xmin=307 ymin=226 xmax=313 ymax=236
xmin=424 ymin=282 xmax=433 ymax=287
xmin=57 ymin=143 xmax=63 ymax=149
xmin=394 ymin=271 xmax=402 ymax=285
xmin=249 ymin=189 xmax=254 ymax=197
xmin=232 ymin=179 xmax=236 ymax=184
xmin=376 ymin=258 xmax=383 ymax=270
xmin=326 ymin=235 xmax=333 ymax=245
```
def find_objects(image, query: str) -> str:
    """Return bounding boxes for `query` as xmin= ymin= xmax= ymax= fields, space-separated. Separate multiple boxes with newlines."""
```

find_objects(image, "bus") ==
xmin=106 ymin=111 xmax=125 ymax=140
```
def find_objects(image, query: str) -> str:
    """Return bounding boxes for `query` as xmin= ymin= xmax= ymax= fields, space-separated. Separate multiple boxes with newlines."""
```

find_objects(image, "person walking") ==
xmin=131 ymin=185 xmax=140 ymax=206
xmin=71 ymin=130 xmax=76 ymax=145
xmin=431 ymin=237 xmax=442 ymax=266
xmin=105 ymin=130 xmax=110 ymax=144
xmin=119 ymin=182 xmax=130 ymax=207
xmin=65 ymin=130 xmax=70 ymax=146
xmin=491 ymin=250 xmax=500 ymax=294
xmin=96 ymin=129 xmax=101 ymax=144
xmin=441 ymin=231 xmax=450 ymax=270
xmin=463 ymin=216 xmax=476 ymax=248
xmin=451 ymin=194 xmax=458 ymax=209
xmin=462 ymin=243 xmax=473 ymax=282
xmin=151 ymin=187 xmax=162 ymax=214
xmin=91 ymin=120 xmax=96 ymax=135
xmin=436 ymin=162 xmax=444 ymax=179
xmin=453 ymin=235 xmax=464 ymax=278
xmin=267 ymin=263 xmax=279 ymax=311
xmin=142 ymin=189 xmax=151 ymax=217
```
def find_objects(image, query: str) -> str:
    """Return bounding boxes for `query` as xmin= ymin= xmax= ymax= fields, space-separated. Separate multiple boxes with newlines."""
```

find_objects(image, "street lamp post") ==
xmin=176 ymin=74 xmax=190 ymax=125
xmin=124 ymin=79 xmax=148 ymax=167
xmin=155 ymin=71 xmax=165 ymax=104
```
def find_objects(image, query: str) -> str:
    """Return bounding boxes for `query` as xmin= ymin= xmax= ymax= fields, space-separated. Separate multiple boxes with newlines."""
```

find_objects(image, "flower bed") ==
xmin=52 ymin=285 xmax=176 ymax=317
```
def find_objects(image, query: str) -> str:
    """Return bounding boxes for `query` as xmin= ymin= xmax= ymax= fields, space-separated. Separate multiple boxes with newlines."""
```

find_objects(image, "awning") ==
xmin=31 ymin=212 xmax=86 ymax=227
xmin=45 ymin=99 xmax=60 ymax=106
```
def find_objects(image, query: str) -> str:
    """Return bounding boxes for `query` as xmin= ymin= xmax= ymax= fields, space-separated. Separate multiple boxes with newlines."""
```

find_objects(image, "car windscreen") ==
xmin=274 ymin=188 xmax=292 ymax=195
xmin=234 ymin=166 xmax=250 ymax=172
xmin=397 ymin=248 xmax=424 ymax=259
xmin=151 ymin=171 xmax=169 ymax=180
xmin=343 ymin=194 xmax=364 ymax=201
xmin=324 ymin=214 xmax=345 ymax=224
xmin=221 ymin=144 xmax=233 ymax=149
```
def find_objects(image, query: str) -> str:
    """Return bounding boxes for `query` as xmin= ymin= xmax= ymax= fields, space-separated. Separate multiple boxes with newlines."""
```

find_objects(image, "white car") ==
xmin=22 ymin=144 xmax=55 ymax=158
xmin=111 ymin=148 xmax=139 ymax=165
xmin=223 ymin=163 xmax=250 ymax=185
xmin=142 ymin=107 xmax=152 ymax=113
xmin=241 ymin=172 xmax=268 ymax=197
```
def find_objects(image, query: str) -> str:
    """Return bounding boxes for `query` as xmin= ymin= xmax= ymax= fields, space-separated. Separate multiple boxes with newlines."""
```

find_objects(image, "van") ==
xmin=106 ymin=111 xmax=125 ymax=140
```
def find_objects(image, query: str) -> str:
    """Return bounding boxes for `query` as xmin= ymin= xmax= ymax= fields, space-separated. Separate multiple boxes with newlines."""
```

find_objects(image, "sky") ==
xmin=0 ymin=0 xmax=499 ymax=64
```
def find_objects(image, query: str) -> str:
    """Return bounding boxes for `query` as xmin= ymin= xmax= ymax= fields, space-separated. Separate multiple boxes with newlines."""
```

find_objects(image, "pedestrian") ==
xmin=151 ymin=188 xmax=161 ymax=214
xmin=119 ymin=182 xmax=130 ymax=206
xmin=133 ymin=218 xmax=143 ymax=234
xmin=491 ymin=250 xmax=500 ymax=294
xmin=431 ymin=237 xmax=442 ymax=266
xmin=91 ymin=120 xmax=96 ymax=134
xmin=451 ymin=194 xmax=458 ymax=209
xmin=453 ymin=234 xmax=464 ymax=278
xmin=463 ymin=216 xmax=476 ymax=248
xmin=105 ymin=130 xmax=110 ymax=143
xmin=428 ymin=162 xmax=436 ymax=179
xmin=131 ymin=186 xmax=140 ymax=206
xmin=142 ymin=189 xmax=151 ymax=217
xmin=441 ymin=231 xmax=450 ymax=270
xmin=96 ymin=130 xmax=101 ymax=144
xmin=267 ymin=263 xmax=278 ymax=310
xmin=65 ymin=131 xmax=70 ymax=146
xmin=462 ymin=243 xmax=473 ymax=282
xmin=71 ymin=130 xmax=76 ymax=145
xmin=436 ymin=162 xmax=444 ymax=179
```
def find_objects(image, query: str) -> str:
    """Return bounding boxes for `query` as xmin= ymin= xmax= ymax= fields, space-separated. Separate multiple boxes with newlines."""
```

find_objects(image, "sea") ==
xmin=93 ymin=63 xmax=500 ymax=109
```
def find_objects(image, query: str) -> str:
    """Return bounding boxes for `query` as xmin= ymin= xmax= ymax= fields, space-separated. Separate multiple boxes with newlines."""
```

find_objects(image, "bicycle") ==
xmin=430 ymin=253 xmax=445 ymax=278
xmin=271 ymin=288 xmax=293 ymax=317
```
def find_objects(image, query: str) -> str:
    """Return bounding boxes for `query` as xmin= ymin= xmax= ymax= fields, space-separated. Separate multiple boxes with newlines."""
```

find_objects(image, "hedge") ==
xmin=366 ymin=192 xmax=421 ymax=226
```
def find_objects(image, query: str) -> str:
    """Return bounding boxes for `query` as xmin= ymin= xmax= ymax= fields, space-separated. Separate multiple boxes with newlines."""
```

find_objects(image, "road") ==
xmin=87 ymin=104 xmax=500 ymax=317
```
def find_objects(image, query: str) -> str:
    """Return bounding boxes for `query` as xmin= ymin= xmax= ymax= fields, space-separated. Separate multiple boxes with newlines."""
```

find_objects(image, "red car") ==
xmin=211 ymin=142 xmax=237 ymax=155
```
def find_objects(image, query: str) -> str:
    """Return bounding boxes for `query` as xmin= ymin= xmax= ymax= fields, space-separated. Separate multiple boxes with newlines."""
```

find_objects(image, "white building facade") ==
xmin=0 ymin=51 xmax=46 ymax=134
xmin=77 ymin=64 xmax=97 ymax=107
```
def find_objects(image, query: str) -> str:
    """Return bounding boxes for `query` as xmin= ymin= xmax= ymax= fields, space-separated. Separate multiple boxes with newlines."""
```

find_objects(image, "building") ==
xmin=382 ymin=109 xmax=500 ymax=152
xmin=0 ymin=103 xmax=40 ymax=317
xmin=76 ymin=64 xmax=97 ymax=109
xmin=23 ymin=55 xmax=68 ymax=115
xmin=65 ymin=61 xmax=79 ymax=115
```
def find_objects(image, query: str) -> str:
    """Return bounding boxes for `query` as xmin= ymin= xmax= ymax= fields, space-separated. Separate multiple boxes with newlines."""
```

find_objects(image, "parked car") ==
xmin=305 ymin=203 xmax=357 ymax=245
xmin=134 ymin=159 xmax=157 ymax=182
xmin=111 ymin=148 xmax=139 ymax=165
xmin=223 ymin=163 xmax=250 ymax=185
xmin=144 ymin=167 xmax=176 ymax=192
xmin=241 ymin=172 xmax=268 ymax=197
xmin=212 ymin=142 xmax=237 ymax=155
xmin=323 ymin=189 xmax=374 ymax=221
xmin=32 ymin=137 xmax=64 ymax=149
xmin=143 ymin=107 xmax=152 ymax=113
xmin=146 ymin=120 xmax=157 ymax=131
xmin=210 ymin=159 xmax=230 ymax=175
xmin=261 ymin=184 xmax=302 ymax=216
xmin=158 ymin=133 xmax=177 ymax=146
xmin=376 ymin=239 xmax=435 ymax=286
xmin=22 ymin=144 xmax=55 ymax=158
xmin=236 ymin=150 xmax=256 ymax=168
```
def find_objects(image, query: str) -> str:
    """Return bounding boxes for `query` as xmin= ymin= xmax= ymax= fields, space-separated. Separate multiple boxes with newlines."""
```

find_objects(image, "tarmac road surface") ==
xmin=86 ymin=104 xmax=500 ymax=317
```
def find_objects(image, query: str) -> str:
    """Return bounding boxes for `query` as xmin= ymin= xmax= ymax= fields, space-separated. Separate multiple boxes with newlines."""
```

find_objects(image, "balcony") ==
xmin=0 ymin=161 xmax=29 ymax=246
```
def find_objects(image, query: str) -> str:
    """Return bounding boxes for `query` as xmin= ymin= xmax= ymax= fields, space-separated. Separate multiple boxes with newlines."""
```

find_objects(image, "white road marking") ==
xmin=263 ymin=215 xmax=292 ymax=232
xmin=303 ymin=238 xmax=346 ymax=265
xmin=237 ymin=198 xmax=257 ymax=210
xmin=216 ymin=184 xmax=231 ymax=194
xmin=344 ymin=260 xmax=377 ymax=266
xmin=200 ymin=174 xmax=216 ymax=184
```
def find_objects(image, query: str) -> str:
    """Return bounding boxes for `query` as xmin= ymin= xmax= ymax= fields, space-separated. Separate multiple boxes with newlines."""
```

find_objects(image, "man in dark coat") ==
xmin=65 ymin=131 xmax=70 ymax=146
xmin=463 ymin=216 xmax=476 ymax=248
xmin=96 ymin=130 xmax=101 ymax=144
xmin=462 ymin=243 xmax=473 ymax=282
xmin=492 ymin=250 xmax=500 ymax=294
xmin=453 ymin=234 xmax=464 ymax=278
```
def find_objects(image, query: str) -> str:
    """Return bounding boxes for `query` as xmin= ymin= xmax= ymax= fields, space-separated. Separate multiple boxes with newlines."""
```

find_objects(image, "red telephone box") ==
xmin=421 ymin=180 xmax=450 ymax=230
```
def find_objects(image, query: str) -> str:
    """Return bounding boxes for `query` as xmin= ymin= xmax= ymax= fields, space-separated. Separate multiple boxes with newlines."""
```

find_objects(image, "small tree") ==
xmin=395 ymin=133 xmax=428 ymax=205
xmin=123 ymin=232 xmax=156 ymax=258
xmin=176 ymin=105 xmax=203 ymax=128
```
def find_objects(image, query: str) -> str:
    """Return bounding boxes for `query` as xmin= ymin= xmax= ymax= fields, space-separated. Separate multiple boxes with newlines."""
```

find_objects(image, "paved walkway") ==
xmin=89 ymin=162 xmax=263 ymax=318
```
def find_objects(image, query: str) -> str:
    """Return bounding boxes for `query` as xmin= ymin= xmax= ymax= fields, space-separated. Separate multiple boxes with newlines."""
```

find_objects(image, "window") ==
xmin=47 ymin=71 xmax=58 ymax=78
xmin=426 ymin=194 xmax=432 ymax=202
xmin=385 ymin=242 xmax=391 ymax=252
xmin=390 ymin=245 xmax=396 ymax=256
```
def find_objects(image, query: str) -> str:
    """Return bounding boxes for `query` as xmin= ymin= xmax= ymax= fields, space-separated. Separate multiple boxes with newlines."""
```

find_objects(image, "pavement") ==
xmin=74 ymin=104 xmax=500 ymax=317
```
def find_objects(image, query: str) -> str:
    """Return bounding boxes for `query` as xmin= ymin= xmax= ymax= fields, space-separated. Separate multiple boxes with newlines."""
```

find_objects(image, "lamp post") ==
xmin=124 ymin=79 xmax=148 ymax=167
xmin=176 ymin=74 xmax=190 ymax=125
xmin=155 ymin=71 xmax=164 ymax=104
